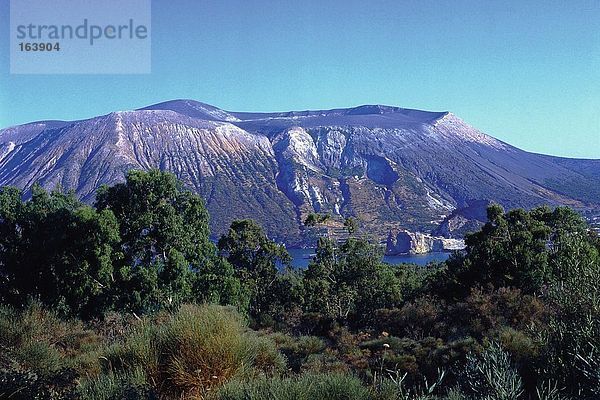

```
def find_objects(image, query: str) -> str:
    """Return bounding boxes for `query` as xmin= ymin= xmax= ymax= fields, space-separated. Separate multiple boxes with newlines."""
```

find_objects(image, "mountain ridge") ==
xmin=1 ymin=99 xmax=598 ymax=247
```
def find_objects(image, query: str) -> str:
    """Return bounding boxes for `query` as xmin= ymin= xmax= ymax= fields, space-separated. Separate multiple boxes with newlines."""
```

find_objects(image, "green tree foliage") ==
xmin=440 ymin=204 xmax=598 ymax=298
xmin=344 ymin=216 xmax=359 ymax=234
xmin=540 ymin=208 xmax=600 ymax=395
xmin=95 ymin=170 xmax=214 ymax=268
xmin=0 ymin=185 xmax=120 ymax=318
xmin=2 ymin=175 xmax=600 ymax=399
xmin=218 ymin=219 xmax=296 ymax=319
xmin=95 ymin=170 xmax=241 ymax=313
xmin=443 ymin=204 xmax=550 ymax=296
xmin=304 ymin=212 xmax=331 ymax=227
xmin=0 ymin=170 xmax=242 ymax=318
xmin=303 ymin=237 xmax=403 ymax=321
xmin=193 ymin=256 xmax=245 ymax=308
xmin=436 ymin=204 xmax=600 ymax=396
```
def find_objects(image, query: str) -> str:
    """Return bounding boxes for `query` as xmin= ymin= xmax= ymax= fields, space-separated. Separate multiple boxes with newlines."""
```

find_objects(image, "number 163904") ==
xmin=19 ymin=42 xmax=61 ymax=51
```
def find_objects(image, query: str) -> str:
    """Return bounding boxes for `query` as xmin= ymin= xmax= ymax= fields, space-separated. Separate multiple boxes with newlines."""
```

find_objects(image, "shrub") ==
xmin=77 ymin=367 xmax=155 ymax=400
xmin=160 ymin=304 xmax=253 ymax=395
xmin=374 ymin=296 xmax=446 ymax=340
xmin=13 ymin=342 xmax=64 ymax=376
xmin=215 ymin=372 xmax=371 ymax=400
xmin=372 ymin=368 xmax=448 ymax=400
xmin=0 ymin=367 xmax=78 ymax=400
xmin=535 ymin=380 xmax=570 ymax=400
xmin=243 ymin=334 xmax=288 ymax=376
xmin=0 ymin=303 xmax=103 ymax=375
xmin=456 ymin=287 xmax=547 ymax=339
xmin=296 ymin=335 xmax=326 ymax=355
xmin=0 ymin=304 xmax=68 ymax=351
xmin=102 ymin=321 xmax=160 ymax=378
xmin=300 ymin=354 xmax=349 ymax=374
xmin=459 ymin=342 xmax=523 ymax=400
xmin=262 ymin=332 xmax=338 ymax=373
xmin=101 ymin=304 xmax=286 ymax=398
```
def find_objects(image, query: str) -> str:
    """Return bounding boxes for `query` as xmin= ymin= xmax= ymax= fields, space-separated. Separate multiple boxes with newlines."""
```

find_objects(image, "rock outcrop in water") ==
xmin=386 ymin=230 xmax=465 ymax=255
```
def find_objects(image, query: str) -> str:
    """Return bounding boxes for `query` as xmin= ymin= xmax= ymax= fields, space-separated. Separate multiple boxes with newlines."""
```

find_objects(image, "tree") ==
xmin=0 ymin=185 xmax=120 ymax=318
xmin=302 ymin=237 xmax=337 ymax=314
xmin=433 ymin=204 xmax=600 ymax=396
xmin=303 ymin=237 xmax=403 ymax=322
xmin=193 ymin=256 xmax=246 ymax=309
xmin=539 ymin=208 xmax=600 ymax=395
xmin=218 ymin=219 xmax=293 ymax=319
xmin=95 ymin=169 xmax=240 ymax=312
xmin=344 ymin=217 xmax=359 ymax=234
xmin=441 ymin=204 xmax=552 ymax=298
xmin=304 ymin=213 xmax=330 ymax=227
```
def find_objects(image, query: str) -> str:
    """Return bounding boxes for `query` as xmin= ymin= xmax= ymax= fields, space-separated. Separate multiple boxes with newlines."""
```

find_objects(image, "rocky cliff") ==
xmin=386 ymin=230 xmax=465 ymax=255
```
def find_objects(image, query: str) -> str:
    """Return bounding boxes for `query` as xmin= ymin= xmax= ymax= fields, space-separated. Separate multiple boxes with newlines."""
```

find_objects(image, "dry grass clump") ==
xmin=214 ymin=372 xmax=371 ymax=400
xmin=161 ymin=304 xmax=250 ymax=396
xmin=100 ymin=303 xmax=285 ymax=399
xmin=0 ymin=303 xmax=103 ymax=374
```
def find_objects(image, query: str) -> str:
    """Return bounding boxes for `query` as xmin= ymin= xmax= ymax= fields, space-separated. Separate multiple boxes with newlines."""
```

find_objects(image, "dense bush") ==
xmin=76 ymin=368 xmax=153 ymax=400
xmin=1 ymin=175 xmax=599 ymax=398
xmin=0 ymin=186 xmax=120 ymax=318
xmin=303 ymin=237 xmax=403 ymax=323
xmin=0 ymin=304 xmax=103 ymax=399
xmin=218 ymin=219 xmax=302 ymax=323
xmin=0 ymin=171 xmax=244 ymax=318
xmin=101 ymin=304 xmax=285 ymax=398
xmin=215 ymin=373 xmax=371 ymax=400
xmin=96 ymin=170 xmax=245 ymax=314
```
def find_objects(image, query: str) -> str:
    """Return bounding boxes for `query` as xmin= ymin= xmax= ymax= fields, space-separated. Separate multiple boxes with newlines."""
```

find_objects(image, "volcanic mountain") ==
xmin=1 ymin=100 xmax=598 ymax=246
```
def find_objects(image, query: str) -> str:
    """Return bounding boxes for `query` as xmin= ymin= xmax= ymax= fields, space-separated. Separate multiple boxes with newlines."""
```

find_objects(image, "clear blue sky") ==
xmin=1 ymin=0 xmax=599 ymax=158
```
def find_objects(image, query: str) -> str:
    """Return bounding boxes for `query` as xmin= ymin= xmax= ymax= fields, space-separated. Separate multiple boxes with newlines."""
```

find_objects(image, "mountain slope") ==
xmin=1 ymin=100 xmax=598 ymax=245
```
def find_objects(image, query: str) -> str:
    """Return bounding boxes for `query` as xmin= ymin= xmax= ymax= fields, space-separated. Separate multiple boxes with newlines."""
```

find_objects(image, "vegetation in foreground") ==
xmin=0 ymin=170 xmax=598 ymax=399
